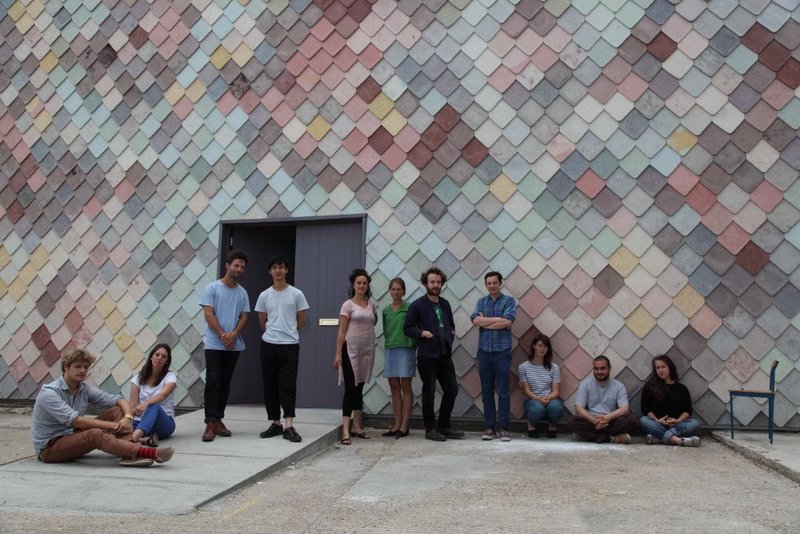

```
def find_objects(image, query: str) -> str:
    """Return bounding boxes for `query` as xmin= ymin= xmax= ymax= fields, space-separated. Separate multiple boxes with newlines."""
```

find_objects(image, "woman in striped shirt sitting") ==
xmin=518 ymin=334 xmax=563 ymax=438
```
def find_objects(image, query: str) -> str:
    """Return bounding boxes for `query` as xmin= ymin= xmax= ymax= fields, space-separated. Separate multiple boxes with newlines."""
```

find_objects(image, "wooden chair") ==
xmin=729 ymin=360 xmax=779 ymax=444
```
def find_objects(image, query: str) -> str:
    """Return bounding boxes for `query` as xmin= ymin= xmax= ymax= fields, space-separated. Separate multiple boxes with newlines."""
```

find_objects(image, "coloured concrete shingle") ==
xmin=1 ymin=0 xmax=800 ymax=428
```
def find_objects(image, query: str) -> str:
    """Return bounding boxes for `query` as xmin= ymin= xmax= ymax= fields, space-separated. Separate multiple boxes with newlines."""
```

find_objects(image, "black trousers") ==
xmin=260 ymin=341 xmax=300 ymax=420
xmin=204 ymin=349 xmax=240 ymax=422
xmin=341 ymin=344 xmax=364 ymax=417
xmin=417 ymin=356 xmax=458 ymax=430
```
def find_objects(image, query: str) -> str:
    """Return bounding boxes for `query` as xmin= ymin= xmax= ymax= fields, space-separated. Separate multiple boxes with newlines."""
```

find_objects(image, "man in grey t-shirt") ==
xmin=568 ymin=355 xmax=638 ymax=443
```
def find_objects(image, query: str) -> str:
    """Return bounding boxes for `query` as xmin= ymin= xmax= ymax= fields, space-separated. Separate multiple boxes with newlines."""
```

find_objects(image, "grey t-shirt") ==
xmin=575 ymin=378 xmax=629 ymax=416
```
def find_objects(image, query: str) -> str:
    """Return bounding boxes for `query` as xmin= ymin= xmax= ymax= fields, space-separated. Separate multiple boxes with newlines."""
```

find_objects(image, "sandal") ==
xmin=351 ymin=430 xmax=370 ymax=439
xmin=341 ymin=437 xmax=351 ymax=445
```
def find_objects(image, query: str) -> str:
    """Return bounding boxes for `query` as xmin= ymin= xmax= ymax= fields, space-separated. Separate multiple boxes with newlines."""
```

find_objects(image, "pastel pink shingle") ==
xmin=115 ymin=180 xmax=136 ymax=203
xmin=576 ymin=169 xmax=606 ymax=198
xmin=83 ymin=197 xmax=103 ymax=219
xmin=532 ymin=44 xmax=559 ymax=71
xmin=334 ymin=47 xmax=358 ymax=70
xmin=701 ymin=203 xmax=733 ymax=235
xmin=563 ymin=267 xmax=593 ymax=298
xmin=216 ymin=92 xmax=238 ymax=114
xmin=762 ymin=79 xmax=794 ymax=109
xmin=158 ymin=37 xmax=178 ymax=59
xmin=272 ymin=102 xmax=294 ymax=127
xmin=489 ymin=32 xmax=515 ymax=56
xmin=719 ymin=222 xmax=750 ymax=254
xmin=519 ymin=286 xmax=549 ymax=318
xmin=160 ymin=8 xmax=180 ymax=30
xmin=544 ymin=25 xmax=571 ymax=52
xmin=503 ymin=47 xmax=530 ymax=74
xmin=619 ymin=72 xmax=648 ymax=101
xmin=686 ymin=183 xmax=716 ymax=215
xmin=745 ymin=100 xmax=777 ymax=131
xmin=359 ymin=44 xmax=382 ymax=68
xmin=751 ymin=180 xmax=783 ymax=212
xmin=149 ymin=24 xmax=169 ymax=46
xmin=299 ymin=34 xmax=322 ymax=59
xmin=321 ymin=64 xmax=345 ymax=89
xmin=173 ymin=96 xmax=193 ymax=119
xmin=546 ymin=133 xmax=574 ymax=162
xmin=310 ymin=18 xmax=335 ymax=40
xmin=310 ymin=49 xmax=334 ymax=74
xmin=261 ymin=87 xmax=284 ymax=111
xmin=286 ymin=53 xmax=308 ymax=76
xmin=342 ymin=129 xmax=368 ymax=154
xmin=381 ymin=143 xmax=406 ymax=170
xmin=668 ymin=165 xmax=699 ymax=195
xmin=239 ymin=90 xmax=260 ymax=112
xmin=295 ymin=133 xmax=318 ymax=158
xmin=489 ymin=65 xmax=516 ymax=92
xmin=689 ymin=305 xmax=722 ymax=338
xmin=603 ymin=56 xmax=632 ymax=84
xmin=578 ymin=286 xmax=610 ymax=318
xmin=297 ymin=67 xmax=322 ymax=91
xmin=641 ymin=285 xmax=672 ymax=316
xmin=394 ymin=125 xmax=421 ymax=152
xmin=89 ymin=243 xmax=110 ymax=269
xmin=354 ymin=145 xmax=380 ymax=171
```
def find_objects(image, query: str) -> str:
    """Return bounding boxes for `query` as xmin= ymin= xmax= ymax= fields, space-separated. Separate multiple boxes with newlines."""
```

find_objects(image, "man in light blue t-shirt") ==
xmin=200 ymin=250 xmax=249 ymax=442
xmin=569 ymin=355 xmax=638 ymax=444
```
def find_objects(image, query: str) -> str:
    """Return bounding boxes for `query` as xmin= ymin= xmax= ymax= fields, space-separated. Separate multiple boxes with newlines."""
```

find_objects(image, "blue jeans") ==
xmin=477 ymin=349 xmax=512 ymax=430
xmin=134 ymin=404 xmax=176 ymax=439
xmin=639 ymin=416 xmax=700 ymax=443
xmin=524 ymin=398 xmax=564 ymax=426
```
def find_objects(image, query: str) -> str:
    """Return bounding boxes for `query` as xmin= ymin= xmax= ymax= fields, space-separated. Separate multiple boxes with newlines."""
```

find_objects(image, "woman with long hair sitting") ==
xmin=639 ymin=355 xmax=701 ymax=447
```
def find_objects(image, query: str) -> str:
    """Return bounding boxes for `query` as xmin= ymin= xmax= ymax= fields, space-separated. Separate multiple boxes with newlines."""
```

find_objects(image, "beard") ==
xmin=427 ymin=287 xmax=440 ymax=296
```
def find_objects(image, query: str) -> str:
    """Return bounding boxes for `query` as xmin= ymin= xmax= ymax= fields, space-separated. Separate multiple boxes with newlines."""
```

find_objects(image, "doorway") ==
xmin=218 ymin=216 xmax=366 ymax=409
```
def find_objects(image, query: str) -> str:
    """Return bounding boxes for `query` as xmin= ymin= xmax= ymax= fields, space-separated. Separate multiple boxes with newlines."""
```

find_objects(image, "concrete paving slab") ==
xmin=712 ymin=430 xmax=800 ymax=484
xmin=0 ymin=406 xmax=340 ymax=515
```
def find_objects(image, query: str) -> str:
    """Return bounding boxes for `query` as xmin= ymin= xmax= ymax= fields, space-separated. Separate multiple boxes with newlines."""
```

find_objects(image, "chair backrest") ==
xmin=769 ymin=360 xmax=779 ymax=392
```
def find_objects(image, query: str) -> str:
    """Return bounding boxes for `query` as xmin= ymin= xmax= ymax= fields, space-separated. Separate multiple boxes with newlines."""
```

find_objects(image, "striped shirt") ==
xmin=470 ymin=293 xmax=516 ymax=352
xmin=518 ymin=361 xmax=560 ymax=397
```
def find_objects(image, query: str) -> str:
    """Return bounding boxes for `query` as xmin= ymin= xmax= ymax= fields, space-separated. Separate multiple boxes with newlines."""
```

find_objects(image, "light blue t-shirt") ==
xmin=254 ymin=285 xmax=309 ymax=344
xmin=575 ymin=377 xmax=629 ymax=416
xmin=200 ymin=280 xmax=250 ymax=351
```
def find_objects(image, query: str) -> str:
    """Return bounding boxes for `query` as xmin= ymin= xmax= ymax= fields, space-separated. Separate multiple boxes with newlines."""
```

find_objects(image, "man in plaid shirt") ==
xmin=471 ymin=271 xmax=517 ymax=442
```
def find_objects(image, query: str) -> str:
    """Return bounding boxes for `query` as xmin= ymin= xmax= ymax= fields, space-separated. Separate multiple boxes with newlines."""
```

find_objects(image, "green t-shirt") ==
xmin=382 ymin=302 xmax=415 ymax=349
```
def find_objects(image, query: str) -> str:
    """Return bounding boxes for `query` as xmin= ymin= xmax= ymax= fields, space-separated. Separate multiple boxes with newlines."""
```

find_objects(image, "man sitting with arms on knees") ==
xmin=568 ymin=355 xmax=637 ymax=444
xmin=32 ymin=348 xmax=174 ymax=466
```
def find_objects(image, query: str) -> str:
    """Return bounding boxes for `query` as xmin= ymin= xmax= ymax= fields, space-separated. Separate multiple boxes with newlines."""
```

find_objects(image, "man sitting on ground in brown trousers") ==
xmin=31 ymin=348 xmax=174 ymax=467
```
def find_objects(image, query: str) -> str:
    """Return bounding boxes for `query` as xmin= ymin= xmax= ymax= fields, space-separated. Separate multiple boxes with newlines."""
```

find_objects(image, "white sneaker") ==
xmin=681 ymin=436 xmax=701 ymax=447
xmin=610 ymin=433 xmax=631 ymax=444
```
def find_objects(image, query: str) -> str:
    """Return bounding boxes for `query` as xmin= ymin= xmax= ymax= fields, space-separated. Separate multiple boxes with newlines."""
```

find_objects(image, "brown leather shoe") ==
xmin=202 ymin=422 xmax=216 ymax=442
xmin=215 ymin=419 xmax=232 ymax=437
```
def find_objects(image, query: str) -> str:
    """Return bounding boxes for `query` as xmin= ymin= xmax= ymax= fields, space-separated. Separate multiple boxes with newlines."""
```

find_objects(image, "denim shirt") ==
xmin=470 ymin=292 xmax=516 ymax=352
xmin=31 ymin=377 xmax=122 ymax=455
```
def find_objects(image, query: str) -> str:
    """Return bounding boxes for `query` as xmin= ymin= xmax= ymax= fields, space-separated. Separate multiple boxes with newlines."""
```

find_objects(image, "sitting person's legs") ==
xmin=639 ymin=416 xmax=668 ymax=441
xmin=524 ymin=399 xmax=546 ymax=428
xmin=569 ymin=415 xmax=603 ymax=442
xmin=134 ymin=404 xmax=176 ymax=440
xmin=545 ymin=399 xmax=564 ymax=424
xmin=663 ymin=418 xmax=701 ymax=442
xmin=39 ymin=429 xmax=140 ymax=463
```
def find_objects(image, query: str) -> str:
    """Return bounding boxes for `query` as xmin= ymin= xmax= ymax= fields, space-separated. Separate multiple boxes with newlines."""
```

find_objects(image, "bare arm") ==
xmin=472 ymin=315 xmax=512 ymax=329
xmin=333 ymin=315 xmax=349 ymax=369
xmin=258 ymin=311 xmax=267 ymax=332
xmin=132 ymin=382 xmax=177 ymax=416
xmin=297 ymin=310 xmax=306 ymax=330
xmin=574 ymin=404 xmax=597 ymax=425
xmin=74 ymin=398 xmax=134 ymax=433
xmin=203 ymin=306 xmax=224 ymax=338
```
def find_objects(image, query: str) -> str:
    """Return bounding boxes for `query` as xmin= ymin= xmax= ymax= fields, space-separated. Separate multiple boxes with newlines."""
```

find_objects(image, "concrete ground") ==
xmin=1 ymin=406 xmax=798 ymax=533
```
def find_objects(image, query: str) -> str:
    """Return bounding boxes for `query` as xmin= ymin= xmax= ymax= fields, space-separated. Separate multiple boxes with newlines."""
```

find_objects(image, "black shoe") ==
xmin=396 ymin=429 xmax=410 ymax=438
xmin=259 ymin=423 xmax=283 ymax=438
xmin=425 ymin=429 xmax=447 ymax=442
xmin=439 ymin=427 xmax=464 ymax=439
xmin=547 ymin=427 xmax=557 ymax=439
xmin=383 ymin=429 xmax=400 ymax=437
xmin=283 ymin=426 xmax=302 ymax=443
xmin=528 ymin=429 xmax=539 ymax=438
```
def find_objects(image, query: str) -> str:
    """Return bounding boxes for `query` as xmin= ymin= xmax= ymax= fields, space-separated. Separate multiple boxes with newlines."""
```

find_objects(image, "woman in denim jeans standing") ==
xmin=639 ymin=355 xmax=701 ymax=447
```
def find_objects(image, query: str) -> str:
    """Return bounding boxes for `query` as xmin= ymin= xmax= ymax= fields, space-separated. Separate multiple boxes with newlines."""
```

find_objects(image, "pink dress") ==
xmin=339 ymin=299 xmax=377 ymax=385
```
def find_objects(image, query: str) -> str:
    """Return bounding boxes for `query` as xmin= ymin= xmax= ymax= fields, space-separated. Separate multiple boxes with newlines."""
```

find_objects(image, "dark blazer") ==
xmin=403 ymin=295 xmax=455 ymax=359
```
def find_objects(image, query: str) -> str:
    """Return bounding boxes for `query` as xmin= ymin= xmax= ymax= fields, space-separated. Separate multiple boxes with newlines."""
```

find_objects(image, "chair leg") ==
xmin=730 ymin=397 xmax=735 ymax=439
xmin=768 ymin=397 xmax=774 ymax=444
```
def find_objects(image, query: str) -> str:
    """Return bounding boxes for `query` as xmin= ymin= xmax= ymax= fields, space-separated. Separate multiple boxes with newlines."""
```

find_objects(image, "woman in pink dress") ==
xmin=334 ymin=268 xmax=378 ymax=445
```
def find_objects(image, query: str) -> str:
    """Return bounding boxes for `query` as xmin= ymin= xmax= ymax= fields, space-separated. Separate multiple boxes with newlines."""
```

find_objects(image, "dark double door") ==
xmin=221 ymin=216 xmax=365 ymax=409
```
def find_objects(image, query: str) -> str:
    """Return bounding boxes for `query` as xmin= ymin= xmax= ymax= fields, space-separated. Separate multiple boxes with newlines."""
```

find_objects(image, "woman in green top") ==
xmin=382 ymin=278 xmax=416 ymax=437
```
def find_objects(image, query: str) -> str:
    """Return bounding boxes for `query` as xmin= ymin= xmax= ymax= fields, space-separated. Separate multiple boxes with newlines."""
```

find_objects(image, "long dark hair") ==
xmin=643 ymin=354 xmax=678 ymax=402
xmin=348 ymin=268 xmax=372 ymax=299
xmin=530 ymin=334 xmax=554 ymax=370
xmin=138 ymin=343 xmax=172 ymax=386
